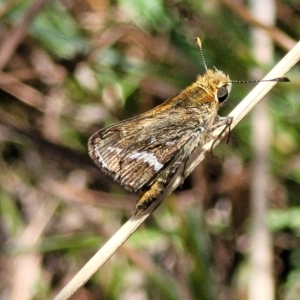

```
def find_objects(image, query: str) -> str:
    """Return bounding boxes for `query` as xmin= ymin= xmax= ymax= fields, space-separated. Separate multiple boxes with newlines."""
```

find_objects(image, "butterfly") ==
xmin=88 ymin=38 xmax=289 ymax=215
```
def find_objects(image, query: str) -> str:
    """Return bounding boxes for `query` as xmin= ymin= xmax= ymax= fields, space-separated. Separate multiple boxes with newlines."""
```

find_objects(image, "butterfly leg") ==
xmin=210 ymin=116 xmax=233 ymax=155
xmin=211 ymin=116 xmax=233 ymax=138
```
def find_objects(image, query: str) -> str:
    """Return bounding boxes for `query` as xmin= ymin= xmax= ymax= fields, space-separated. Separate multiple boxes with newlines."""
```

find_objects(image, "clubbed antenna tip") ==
xmin=195 ymin=37 xmax=208 ymax=72
xmin=276 ymin=77 xmax=290 ymax=82
xmin=195 ymin=37 xmax=202 ymax=48
xmin=230 ymin=76 xmax=290 ymax=84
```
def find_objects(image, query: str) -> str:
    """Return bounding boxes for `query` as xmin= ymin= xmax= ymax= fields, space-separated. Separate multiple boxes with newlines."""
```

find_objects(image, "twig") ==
xmin=53 ymin=40 xmax=300 ymax=300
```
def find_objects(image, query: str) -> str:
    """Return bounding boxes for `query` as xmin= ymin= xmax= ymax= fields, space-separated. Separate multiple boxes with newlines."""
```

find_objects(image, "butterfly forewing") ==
xmin=88 ymin=103 xmax=212 ymax=192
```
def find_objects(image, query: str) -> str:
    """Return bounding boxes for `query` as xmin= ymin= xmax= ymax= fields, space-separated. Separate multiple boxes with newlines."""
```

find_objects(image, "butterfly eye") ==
xmin=217 ymin=86 xmax=229 ymax=103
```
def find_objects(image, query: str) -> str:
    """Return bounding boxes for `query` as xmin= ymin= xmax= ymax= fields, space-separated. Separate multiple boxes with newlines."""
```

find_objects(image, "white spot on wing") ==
xmin=129 ymin=151 xmax=163 ymax=172
xmin=107 ymin=146 xmax=122 ymax=154
xmin=165 ymin=141 xmax=175 ymax=146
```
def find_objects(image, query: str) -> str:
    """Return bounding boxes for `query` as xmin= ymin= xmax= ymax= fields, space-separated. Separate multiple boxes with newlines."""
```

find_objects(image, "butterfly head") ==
xmin=195 ymin=68 xmax=231 ymax=106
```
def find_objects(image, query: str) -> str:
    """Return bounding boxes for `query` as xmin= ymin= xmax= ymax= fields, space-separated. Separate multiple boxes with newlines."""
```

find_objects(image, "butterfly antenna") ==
xmin=195 ymin=37 xmax=208 ymax=72
xmin=230 ymin=77 xmax=290 ymax=84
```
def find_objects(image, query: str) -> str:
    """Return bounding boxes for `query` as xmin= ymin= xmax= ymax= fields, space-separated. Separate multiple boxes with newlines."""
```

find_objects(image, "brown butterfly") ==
xmin=88 ymin=38 xmax=289 ymax=215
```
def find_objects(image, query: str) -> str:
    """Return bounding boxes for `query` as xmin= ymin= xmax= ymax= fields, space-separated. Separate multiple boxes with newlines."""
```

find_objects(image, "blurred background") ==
xmin=0 ymin=0 xmax=299 ymax=299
